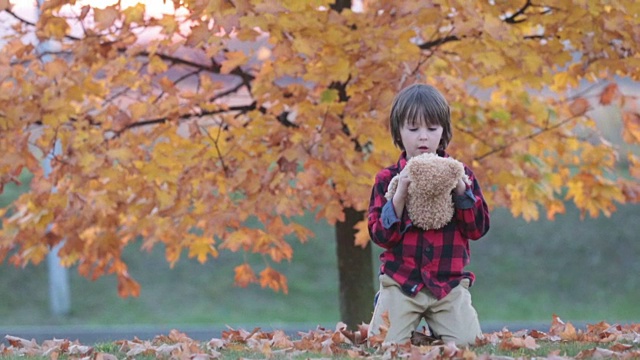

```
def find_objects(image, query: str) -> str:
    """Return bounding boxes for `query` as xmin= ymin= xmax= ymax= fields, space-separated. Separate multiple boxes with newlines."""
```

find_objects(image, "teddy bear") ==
xmin=384 ymin=153 xmax=470 ymax=230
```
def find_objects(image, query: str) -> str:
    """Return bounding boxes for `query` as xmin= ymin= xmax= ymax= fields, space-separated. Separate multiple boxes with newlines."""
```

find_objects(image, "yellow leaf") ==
xmin=82 ymin=78 xmax=107 ymax=97
xmin=155 ymin=188 xmax=175 ymax=209
xmin=41 ymin=16 xmax=69 ymax=39
xmin=221 ymin=51 xmax=248 ymax=74
xmin=148 ymin=55 xmax=168 ymax=74
xmin=316 ymin=200 xmax=345 ymax=225
xmin=221 ymin=230 xmax=251 ymax=252
xmin=123 ymin=3 xmax=145 ymax=24
xmin=67 ymin=85 xmax=85 ymax=102
xmin=129 ymin=102 xmax=149 ymax=120
xmin=21 ymin=243 xmax=49 ymax=265
xmin=188 ymin=236 xmax=218 ymax=264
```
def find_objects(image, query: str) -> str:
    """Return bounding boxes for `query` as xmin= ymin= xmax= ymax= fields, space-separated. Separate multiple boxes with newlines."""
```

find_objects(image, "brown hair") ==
xmin=389 ymin=84 xmax=452 ymax=151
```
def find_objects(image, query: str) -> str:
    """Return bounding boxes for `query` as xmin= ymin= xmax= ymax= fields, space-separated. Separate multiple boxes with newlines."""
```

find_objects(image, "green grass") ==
xmin=469 ymin=204 xmax=640 ymax=323
xmin=1 ymin=169 xmax=640 ymax=327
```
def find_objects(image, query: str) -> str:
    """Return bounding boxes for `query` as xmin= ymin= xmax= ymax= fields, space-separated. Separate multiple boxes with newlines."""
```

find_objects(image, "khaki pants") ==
xmin=368 ymin=274 xmax=482 ymax=346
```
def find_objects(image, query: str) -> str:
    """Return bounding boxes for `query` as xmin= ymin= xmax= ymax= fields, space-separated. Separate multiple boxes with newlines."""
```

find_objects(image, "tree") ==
xmin=1 ymin=0 xmax=639 ymax=328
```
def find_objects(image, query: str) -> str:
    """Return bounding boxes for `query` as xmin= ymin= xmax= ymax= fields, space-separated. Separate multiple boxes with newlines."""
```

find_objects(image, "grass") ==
xmin=1 ymin=170 xmax=640 ymax=328
xmin=0 ymin=343 xmax=624 ymax=360
xmin=3 ymin=328 xmax=639 ymax=360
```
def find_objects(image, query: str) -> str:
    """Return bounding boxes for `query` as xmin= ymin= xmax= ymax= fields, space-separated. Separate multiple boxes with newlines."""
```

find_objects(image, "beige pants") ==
xmin=368 ymin=274 xmax=482 ymax=346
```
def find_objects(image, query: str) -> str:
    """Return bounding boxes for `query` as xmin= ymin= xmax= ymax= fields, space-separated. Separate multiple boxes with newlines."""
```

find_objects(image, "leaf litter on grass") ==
xmin=1 ymin=315 xmax=640 ymax=359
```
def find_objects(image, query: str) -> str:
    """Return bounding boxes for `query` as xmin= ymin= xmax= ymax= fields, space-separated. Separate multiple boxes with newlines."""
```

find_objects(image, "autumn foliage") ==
xmin=1 ymin=0 xmax=639 ymax=296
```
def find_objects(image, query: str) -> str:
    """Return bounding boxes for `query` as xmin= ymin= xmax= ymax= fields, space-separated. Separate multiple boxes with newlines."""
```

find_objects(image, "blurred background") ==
xmin=1 ymin=0 xmax=639 ymax=344
xmin=1 ymin=168 xmax=639 ymax=332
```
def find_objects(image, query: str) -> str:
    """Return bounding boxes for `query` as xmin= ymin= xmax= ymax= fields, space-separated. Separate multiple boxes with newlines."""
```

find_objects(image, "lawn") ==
xmin=2 ymin=317 xmax=640 ymax=359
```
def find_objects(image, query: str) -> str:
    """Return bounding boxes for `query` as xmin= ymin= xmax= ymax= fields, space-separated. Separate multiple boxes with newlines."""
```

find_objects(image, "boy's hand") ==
xmin=454 ymin=178 xmax=466 ymax=196
xmin=394 ymin=167 xmax=411 ymax=200
xmin=392 ymin=167 xmax=411 ymax=218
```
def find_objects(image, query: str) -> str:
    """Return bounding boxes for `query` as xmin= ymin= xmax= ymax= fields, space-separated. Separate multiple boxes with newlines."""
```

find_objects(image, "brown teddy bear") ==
xmin=385 ymin=153 xmax=470 ymax=230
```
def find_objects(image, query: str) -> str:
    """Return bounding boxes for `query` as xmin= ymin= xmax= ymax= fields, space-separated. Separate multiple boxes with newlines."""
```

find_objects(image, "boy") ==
xmin=367 ymin=84 xmax=490 ymax=346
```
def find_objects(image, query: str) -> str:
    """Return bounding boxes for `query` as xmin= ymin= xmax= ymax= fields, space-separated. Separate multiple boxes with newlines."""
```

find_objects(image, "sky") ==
xmin=9 ymin=0 xmax=176 ymax=16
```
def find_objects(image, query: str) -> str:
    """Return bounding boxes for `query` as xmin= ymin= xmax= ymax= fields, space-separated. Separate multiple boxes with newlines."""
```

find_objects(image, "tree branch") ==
xmin=200 ymin=124 xmax=230 ymax=176
xmin=112 ymin=103 xmax=258 ymax=137
xmin=418 ymin=35 xmax=460 ymax=50
xmin=329 ymin=77 xmax=363 ymax=152
xmin=475 ymin=114 xmax=582 ymax=161
xmin=504 ymin=0 xmax=531 ymax=24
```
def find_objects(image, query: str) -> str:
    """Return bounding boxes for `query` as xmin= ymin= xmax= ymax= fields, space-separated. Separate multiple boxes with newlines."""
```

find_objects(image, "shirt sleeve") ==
xmin=454 ymin=188 xmax=477 ymax=209
xmin=454 ymin=167 xmax=490 ymax=240
xmin=368 ymin=171 xmax=412 ymax=249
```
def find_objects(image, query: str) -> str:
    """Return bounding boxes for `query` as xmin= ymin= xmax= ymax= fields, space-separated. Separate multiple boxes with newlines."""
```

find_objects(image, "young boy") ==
xmin=367 ymin=84 xmax=490 ymax=346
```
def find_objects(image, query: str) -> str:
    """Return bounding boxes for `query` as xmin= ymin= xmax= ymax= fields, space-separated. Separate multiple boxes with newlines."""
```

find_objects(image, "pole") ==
xmin=36 ymin=0 xmax=71 ymax=316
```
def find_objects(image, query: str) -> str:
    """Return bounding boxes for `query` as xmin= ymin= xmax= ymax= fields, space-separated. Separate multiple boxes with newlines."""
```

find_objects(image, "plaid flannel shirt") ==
xmin=368 ymin=150 xmax=490 ymax=300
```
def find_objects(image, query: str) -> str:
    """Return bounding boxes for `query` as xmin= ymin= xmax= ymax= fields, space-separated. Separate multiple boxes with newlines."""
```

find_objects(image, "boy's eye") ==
xmin=428 ymin=127 xmax=438 ymax=131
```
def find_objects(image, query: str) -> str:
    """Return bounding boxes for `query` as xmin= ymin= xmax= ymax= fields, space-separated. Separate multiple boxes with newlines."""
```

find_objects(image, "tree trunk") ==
xmin=329 ymin=0 xmax=373 ymax=330
xmin=335 ymin=207 xmax=375 ymax=329
xmin=330 ymin=0 xmax=352 ymax=12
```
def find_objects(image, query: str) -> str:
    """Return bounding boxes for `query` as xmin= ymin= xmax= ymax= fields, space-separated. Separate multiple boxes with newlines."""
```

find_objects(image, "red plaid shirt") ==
xmin=368 ymin=151 xmax=490 ymax=300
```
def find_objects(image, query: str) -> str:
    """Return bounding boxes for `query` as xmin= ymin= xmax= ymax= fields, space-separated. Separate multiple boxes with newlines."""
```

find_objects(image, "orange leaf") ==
xmin=234 ymin=263 xmax=257 ymax=287
xmin=569 ymin=98 xmax=590 ymax=116
xmin=599 ymin=83 xmax=619 ymax=105
xmin=186 ymin=23 xmax=211 ymax=47
xmin=353 ymin=219 xmax=370 ymax=248
xmin=117 ymin=272 xmax=141 ymax=297
xmin=622 ymin=112 xmax=640 ymax=143
xmin=0 ymin=0 xmax=11 ymax=11
xmin=259 ymin=267 xmax=288 ymax=294
xmin=94 ymin=6 xmax=119 ymax=29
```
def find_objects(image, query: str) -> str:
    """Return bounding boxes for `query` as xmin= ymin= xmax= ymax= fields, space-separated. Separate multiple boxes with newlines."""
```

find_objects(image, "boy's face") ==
xmin=399 ymin=121 xmax=443 ymax=159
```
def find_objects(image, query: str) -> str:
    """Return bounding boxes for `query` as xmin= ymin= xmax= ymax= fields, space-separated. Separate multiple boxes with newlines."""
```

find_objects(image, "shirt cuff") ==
xmin=454 ymin=188 xmax=477 ymax=209
xmin=382 ymin=201 xmax=412 ymax=233
xmin=381 ymin=201 xmax=400 ymax=229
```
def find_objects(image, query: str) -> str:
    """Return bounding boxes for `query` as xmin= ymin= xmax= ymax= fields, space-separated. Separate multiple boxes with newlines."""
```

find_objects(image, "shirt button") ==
xmin=424 ymin=248 xmax=431 ymax=255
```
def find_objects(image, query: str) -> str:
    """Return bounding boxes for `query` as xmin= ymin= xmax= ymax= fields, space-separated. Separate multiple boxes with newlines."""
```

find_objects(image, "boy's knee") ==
xmin=440 ymin=332 xmax=482 ymax=347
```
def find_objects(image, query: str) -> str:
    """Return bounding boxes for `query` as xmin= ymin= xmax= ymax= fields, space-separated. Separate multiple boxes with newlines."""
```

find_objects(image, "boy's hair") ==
xmin=389 ymin=84 xmax=452 ymax=151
